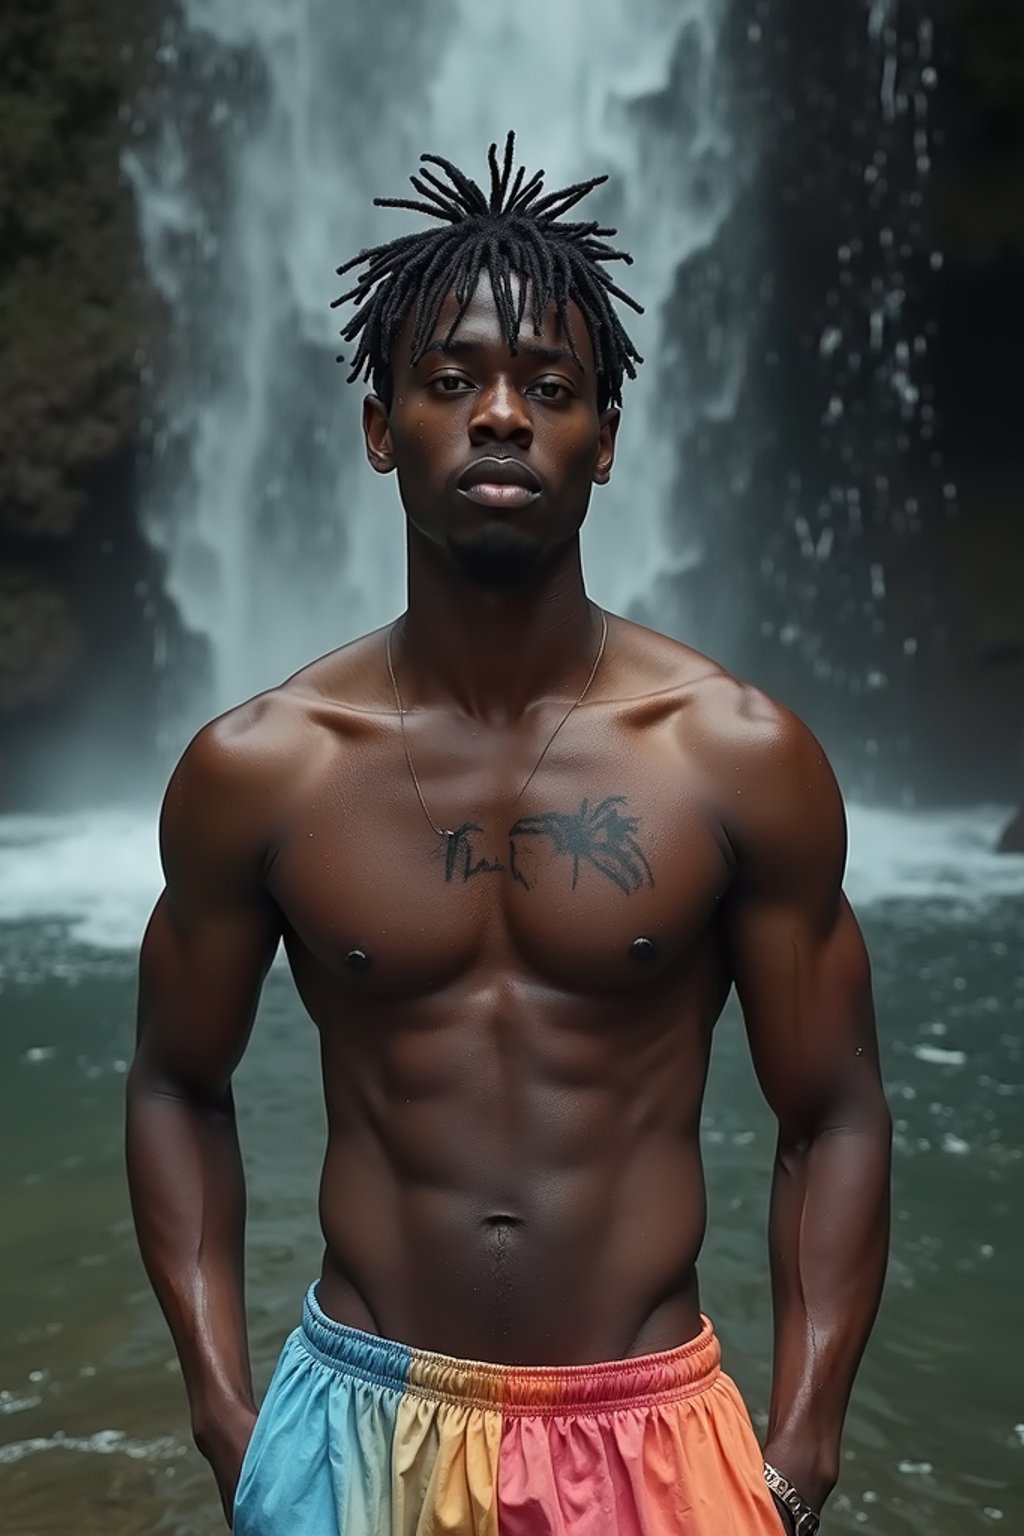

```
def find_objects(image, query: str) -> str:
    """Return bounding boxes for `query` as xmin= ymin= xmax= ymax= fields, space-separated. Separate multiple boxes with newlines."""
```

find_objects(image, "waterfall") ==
xmin=126 ymin=0 xmax=742 ymax=723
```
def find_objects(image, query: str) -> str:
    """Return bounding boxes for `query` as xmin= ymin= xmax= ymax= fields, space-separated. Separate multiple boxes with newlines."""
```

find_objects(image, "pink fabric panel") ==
xmin=497 ymin=1373 xmax=784 ymax=1536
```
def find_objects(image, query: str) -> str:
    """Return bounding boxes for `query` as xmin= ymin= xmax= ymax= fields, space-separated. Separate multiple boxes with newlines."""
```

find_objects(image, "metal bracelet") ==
xmin=763 ymin=1460 xmax=821 ymax=1536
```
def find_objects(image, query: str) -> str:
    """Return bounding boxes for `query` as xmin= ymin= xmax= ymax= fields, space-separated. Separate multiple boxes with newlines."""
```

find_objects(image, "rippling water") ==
xmin=1 ymin=806 xmax=1022 ymax=1534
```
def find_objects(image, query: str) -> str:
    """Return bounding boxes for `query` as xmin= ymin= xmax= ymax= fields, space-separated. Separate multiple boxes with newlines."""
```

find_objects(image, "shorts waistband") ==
xmin=300 ymin=1284 xmax=721 ymax=1414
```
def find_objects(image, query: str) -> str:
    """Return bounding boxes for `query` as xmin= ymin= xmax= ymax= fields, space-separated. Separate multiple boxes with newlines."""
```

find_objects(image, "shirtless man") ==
xmin=127 ymin=136 xmax=891 ymax=1536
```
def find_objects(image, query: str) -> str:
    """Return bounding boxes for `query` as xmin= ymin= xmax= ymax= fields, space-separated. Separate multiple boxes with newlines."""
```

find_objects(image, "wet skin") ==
xmin=127 ymin=279 xmax=891 ymax=1521
xmin=271 ymin=632 xmax=727 ymax=1365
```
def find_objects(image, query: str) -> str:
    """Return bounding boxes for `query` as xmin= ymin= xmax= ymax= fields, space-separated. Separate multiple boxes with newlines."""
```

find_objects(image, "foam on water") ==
xmin=0 ymin=812 xmax=161 ymax=952
xmin=1 ymin=803 xmax=1021 ymax=956
xmin=844 ymin=803 xmax=1024 ymax=911
xmin=0 ymin=1428 xmax=184 ymax=1466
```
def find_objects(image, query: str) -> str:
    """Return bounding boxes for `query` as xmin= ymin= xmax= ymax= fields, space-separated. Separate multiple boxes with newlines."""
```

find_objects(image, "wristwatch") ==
xmin=763 ymin=1461 xmax=821 ymax=1536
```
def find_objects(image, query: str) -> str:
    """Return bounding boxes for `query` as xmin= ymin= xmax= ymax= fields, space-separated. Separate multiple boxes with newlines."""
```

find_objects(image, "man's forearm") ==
xmin=125 ymin=1061 xmax=255 ymax=1443
xmin=764 ymin=1098 xmax=892 ymax=1510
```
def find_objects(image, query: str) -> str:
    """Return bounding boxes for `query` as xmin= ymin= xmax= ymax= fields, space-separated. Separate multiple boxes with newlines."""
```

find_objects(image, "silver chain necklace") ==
xmin=385 ymin=608 xmax=609 ymax=841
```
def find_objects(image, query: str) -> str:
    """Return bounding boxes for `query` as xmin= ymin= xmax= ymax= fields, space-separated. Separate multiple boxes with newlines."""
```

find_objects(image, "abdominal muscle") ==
xmin=310 ymin=992 xmax=714 ymax=1367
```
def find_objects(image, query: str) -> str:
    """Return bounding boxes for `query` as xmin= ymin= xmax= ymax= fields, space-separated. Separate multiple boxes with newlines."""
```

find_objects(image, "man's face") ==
xmin=362 ymin=273 xmax=619 ymax=586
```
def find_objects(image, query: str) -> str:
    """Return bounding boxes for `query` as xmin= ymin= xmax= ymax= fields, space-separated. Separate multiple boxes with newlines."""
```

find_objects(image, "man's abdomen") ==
xmin=306 ymin=945 xmax=723 ymax=1364
xmin=315 ymin=1120 xmax=709 ymax=1365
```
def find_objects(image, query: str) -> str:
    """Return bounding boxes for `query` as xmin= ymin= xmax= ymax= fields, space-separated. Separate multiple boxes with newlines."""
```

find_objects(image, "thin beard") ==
xmin=446 ymin=531 xmax=545 ymax=589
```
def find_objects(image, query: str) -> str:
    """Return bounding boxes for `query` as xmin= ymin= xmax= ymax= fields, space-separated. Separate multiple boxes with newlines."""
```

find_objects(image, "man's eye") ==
xmin=532 ymin=380 xmax=571 ymax=401
xmin=433 ymin=375 xmax=472 ymax=393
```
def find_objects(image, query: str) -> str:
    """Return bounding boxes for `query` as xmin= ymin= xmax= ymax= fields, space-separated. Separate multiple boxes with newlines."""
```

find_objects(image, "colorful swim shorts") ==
xmin=232 ymin=1283 xmax=785 ymax=1535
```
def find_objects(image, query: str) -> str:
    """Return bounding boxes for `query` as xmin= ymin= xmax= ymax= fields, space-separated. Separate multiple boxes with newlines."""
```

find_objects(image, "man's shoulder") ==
xmin=159 ymin=691 xmax=311 ymax=885
xmin=278 ymin=626 xmax=390 ymax=714
xmin=683 ymin=668 xmax=819 ymax=778
xmin=618 ymin=617 xmax=807 ymax=761
xmin=619 ymin=618 xmax=843 ymax=855
xmin=175 ymin=628 xmax=389 ymax=797
xmin=175 ymin=687 xmax=313 ymax=802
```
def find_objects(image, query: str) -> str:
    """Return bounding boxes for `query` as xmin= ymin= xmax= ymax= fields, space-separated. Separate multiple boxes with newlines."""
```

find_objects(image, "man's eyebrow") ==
xmin=420 ymin=337 xmax=583 ymax=369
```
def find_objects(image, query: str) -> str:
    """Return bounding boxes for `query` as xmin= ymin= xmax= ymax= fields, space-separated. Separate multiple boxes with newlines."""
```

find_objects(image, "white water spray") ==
xmin=126 ymin=0 xmax=740 ymax=720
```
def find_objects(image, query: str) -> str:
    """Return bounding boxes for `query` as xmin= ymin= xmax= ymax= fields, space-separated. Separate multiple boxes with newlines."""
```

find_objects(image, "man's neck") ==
xmin=398 ymin=538 xmax=600 ymax=721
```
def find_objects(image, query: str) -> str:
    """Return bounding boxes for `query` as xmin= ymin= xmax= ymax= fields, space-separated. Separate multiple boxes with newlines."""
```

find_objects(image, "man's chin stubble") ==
xmin=445 ymin=527 xmax=547 ymax=589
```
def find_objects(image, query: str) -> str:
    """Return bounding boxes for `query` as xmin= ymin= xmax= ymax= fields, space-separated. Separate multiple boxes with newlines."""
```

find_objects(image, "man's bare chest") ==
xmin=267 ymin=733 xmax=733 ymax=1000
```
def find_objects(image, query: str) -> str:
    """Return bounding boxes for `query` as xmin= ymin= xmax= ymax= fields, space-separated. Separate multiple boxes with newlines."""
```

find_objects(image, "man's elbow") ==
xmin=814 ymin=1090 xmax=893 ymax=1180
xmin=126 ymin=1046 xmax=233 ymax=1119
xmin=784 ymin=1077 xmax=892 ymax=1153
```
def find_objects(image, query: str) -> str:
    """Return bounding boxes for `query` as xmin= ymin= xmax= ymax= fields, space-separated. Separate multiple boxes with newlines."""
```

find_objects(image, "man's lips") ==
xmin=455 ymin=457 xmax=543 ymax=508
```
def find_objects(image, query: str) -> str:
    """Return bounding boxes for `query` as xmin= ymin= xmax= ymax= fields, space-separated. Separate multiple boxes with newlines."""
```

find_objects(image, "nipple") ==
xmin=630 ymin=936 xmax=658 ymax=962
xmin=344 ymin=948 xmax=373 ymax=974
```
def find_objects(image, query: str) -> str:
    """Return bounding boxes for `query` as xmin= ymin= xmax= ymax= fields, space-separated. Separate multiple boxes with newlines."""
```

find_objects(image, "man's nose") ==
xmin=468 ymin=378 xmax=533 ymax=445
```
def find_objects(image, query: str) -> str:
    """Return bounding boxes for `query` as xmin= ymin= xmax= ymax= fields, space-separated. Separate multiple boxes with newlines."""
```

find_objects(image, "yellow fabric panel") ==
xmin=391 ymin=1391 xmax=503 ymax=1536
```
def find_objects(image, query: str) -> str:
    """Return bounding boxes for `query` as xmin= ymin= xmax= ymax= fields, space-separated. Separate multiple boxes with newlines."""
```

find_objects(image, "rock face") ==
xmin=0 ymin=571 xmax=79 ymax=710
xmin=0 ymin=5 xmax=155 ymax=537
xmin=674 ymin=0 xmax=1024 ymax=802
xmin=931 ymin=0 xmax=1024 ymax=807
xmin=997 ymin=808 xmax=1024 ymax=855
xmin=0 ymin=1 xmax=182 ymax=804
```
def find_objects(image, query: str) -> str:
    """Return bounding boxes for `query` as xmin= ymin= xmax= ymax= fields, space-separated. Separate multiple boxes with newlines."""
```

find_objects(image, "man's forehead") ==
xmin=399 ymin=273 xmax=591 ymax=369
xmin=421 ymin=335 xmax=580 ymax=368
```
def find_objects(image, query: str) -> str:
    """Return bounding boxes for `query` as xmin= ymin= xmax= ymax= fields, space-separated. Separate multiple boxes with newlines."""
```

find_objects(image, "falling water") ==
xmin=125 ymin=0 xmax=742 ymax=721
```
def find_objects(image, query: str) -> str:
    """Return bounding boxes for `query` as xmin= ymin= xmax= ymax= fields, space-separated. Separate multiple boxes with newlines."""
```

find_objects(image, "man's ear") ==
xmin=362 ymin=394 xmax=395 ymax=474
xmin=593 ymin=406 xmax=620 ymax=486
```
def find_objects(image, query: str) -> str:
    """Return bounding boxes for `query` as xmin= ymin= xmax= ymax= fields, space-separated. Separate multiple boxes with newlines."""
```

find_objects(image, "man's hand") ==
xmin=763 ymin=1435 xmax=832 ymax=1514
xmin=770 ymin=1491 xmax=797 ymax=1534
xmin=764 ymin=1445 xmax=825 ymax=1534
xmin=194 ymin=1398 xmax=259 ymax=1527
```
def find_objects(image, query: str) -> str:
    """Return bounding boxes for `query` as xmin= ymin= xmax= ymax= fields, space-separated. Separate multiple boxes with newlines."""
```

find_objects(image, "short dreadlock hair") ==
xmin=331 ymin=132 xmax=644 ymax=415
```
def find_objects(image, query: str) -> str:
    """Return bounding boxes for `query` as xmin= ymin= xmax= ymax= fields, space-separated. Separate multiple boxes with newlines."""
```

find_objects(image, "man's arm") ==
xmin=722 ymin=699 xmax=891 ymax=1517
xmin=126 ymin=714 xmax=282 ymax=1520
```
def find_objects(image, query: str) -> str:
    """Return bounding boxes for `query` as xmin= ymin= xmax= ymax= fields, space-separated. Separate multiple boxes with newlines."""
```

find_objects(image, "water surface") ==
xmin=1 ymin=807 xmax=1022 ymax=1534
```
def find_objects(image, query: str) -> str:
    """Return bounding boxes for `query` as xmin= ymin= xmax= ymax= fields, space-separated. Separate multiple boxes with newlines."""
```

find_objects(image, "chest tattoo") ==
xmin=510 ymin=796 xmax=655 ymax=893
xmin=439 ymin=821 xmax=505 ymax=883
xmin=435 ymin=797 xmax=655 ymax=894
